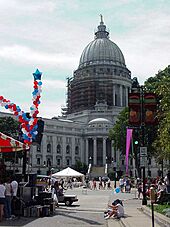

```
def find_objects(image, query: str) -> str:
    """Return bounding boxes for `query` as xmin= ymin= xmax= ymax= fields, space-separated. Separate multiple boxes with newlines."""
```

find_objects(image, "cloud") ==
xmin=0 ymin=45 xmax=78 ymax=70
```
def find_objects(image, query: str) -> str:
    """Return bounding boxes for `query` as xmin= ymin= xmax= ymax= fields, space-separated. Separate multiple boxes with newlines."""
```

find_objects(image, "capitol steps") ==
xmin=90 ymin=166 xmax=105 ymax=178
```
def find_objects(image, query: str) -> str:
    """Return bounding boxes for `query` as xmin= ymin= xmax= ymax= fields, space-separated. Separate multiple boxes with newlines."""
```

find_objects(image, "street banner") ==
xmin=126 ymin=128 xmax=133 ymax=174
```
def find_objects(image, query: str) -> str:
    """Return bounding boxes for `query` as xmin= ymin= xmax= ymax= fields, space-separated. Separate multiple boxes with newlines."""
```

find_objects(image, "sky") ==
xmin=0 ymin=0 xmax=170 ymax=118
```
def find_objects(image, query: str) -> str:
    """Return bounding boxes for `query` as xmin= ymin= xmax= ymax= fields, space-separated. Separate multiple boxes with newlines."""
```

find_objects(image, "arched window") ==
xmin=47 ymin=144 xmax=51 ymax=153
xmin=57 ymin=159 xmax=60 ymax=166
xmin=37 ymin=145 xmax=41 ymax=152
xmin=57 ymin=144 xmax=61 ymax=154
xmin=47 ymin=158 xmax=51 ymax=167
xmin=75 ymin=146 xmax=79 ymax=155
xmin=66 ymin=145 xmax=70 ymax=154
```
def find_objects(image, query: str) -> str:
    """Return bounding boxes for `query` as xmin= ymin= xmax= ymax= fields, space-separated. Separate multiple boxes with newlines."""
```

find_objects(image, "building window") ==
xmin=57 ymin=144 xmax=61 ymax=154
xmin=75 ymin=146 xmax=79 ymax=155
xmin=57 ymin=159 xmax=60 ymax=166
xmin=47 ymin=144 xmax=51 ymax=153
xmin=37 ymin=158 xmax=40 ymax=165
xmin=66 ymin=137 xmax=71 ymax=144
xmin=37 ymin=146 xmax=41 ymax=152
xmin=67 ymin=159 xmax=70 ymax=166
xmin=66 ymin=145 xmax=70 ymax=154
xmin=47 ymin=158 xmax=51 ymax=167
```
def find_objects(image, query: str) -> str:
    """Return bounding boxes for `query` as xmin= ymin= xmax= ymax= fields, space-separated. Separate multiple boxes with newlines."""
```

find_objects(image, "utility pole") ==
xmin=129 ymin=79 xmax=157 ymax=205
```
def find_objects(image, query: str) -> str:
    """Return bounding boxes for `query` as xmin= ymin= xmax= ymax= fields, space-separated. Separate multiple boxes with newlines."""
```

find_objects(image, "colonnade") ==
xmin=85 ymin=137 xmax=112 ymax=166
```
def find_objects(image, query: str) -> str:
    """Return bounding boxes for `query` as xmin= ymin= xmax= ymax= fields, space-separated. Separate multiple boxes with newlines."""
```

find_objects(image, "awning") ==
xmin=0 ymin=132 xmax=29 ymax=152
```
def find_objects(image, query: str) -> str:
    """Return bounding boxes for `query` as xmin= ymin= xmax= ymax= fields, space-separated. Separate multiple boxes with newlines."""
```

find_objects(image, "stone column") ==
xmin=52 ymin=136 xmax=57 ymax=166
xmin=103 ymin=138 xmax=107 ymax=165
xmin=42 ymin=134 xmax=47 ymax=165
xmin=120 ymin=85 xmax=123 ymax=107
xmin=125 ymin=86 xmax=128 ymax=107
xmin=113 ymin=84 xmax=115 ymax=106
xmin=85 ymin=138 xmax=89 ymax=165
xmin=81 ymin=139 xmax=85 ymax=163
xmin=30 ymin=145 xmax=36 ymax=166
xmin=72 ymin=137 xmax=75 ymax=165
xmin=62 ymin=137 xmax=66 ymax=167
xmin=93 ymin=137 xmax=97 ymax=165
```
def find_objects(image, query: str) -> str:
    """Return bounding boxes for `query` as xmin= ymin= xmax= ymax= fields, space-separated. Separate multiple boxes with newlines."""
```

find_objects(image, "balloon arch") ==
xmin=0 ymin=69 xmax=42 ymax=145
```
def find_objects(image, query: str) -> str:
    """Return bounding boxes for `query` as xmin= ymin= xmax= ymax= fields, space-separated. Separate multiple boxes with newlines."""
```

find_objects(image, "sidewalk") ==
xmin=107 ymin=198 xmax=170 ymax=227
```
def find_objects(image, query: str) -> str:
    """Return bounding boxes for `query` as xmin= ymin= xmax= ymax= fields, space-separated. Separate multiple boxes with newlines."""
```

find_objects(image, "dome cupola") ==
xmin=79 ymin=15 xmax=125 ymax=69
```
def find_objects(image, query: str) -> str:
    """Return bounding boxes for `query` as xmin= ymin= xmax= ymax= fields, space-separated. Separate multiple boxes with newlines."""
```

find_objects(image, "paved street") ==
xmin=0 ymin=186 xmax=168 ymax=227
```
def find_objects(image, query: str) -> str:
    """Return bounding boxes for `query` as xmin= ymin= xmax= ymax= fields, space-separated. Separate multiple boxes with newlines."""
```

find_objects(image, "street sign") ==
xmin=140 ymin=147 xmax=147 ymax=167
xmin=140 ymin=147 xmax=147 ymax=156
xmin=140 ymin=156 xmax=147 ymax=167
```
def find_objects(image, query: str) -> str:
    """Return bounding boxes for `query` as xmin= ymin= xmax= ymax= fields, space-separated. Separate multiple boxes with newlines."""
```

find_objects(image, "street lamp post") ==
xmin=140 ymin=86 xmax=147 ymax=205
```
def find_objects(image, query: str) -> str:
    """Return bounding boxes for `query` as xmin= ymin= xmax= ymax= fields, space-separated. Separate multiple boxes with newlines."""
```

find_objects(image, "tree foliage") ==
xmin=145 ymin=65 xmax=170 ymax=161
xmin=109 ymin=107 xmax=128 ymax=154
xmin=0 ymin=116 xmax=19 ymax=139
xmin=110 ymin=65 xmax=170 ymax=163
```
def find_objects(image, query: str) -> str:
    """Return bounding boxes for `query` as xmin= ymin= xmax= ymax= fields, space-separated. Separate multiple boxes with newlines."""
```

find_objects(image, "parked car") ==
xmin=58 ymin=194 xmax=78 ymax=206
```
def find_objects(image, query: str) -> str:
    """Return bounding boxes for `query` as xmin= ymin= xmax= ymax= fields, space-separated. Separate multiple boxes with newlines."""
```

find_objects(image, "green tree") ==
xmin=74 ymin=160 xmax=88 ymax=174
xmin=109 ymin=107 xmax=128 ymax=154
xmin=145 ymin=65 xmax=170 ymax=161
xmin=0 ymin=116 xmax=23 ymax=163
xmin=0 ymin=116 xmax=19 ymax=139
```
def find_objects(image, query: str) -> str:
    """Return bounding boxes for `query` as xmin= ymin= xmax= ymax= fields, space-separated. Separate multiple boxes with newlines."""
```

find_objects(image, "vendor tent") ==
xmin=0 ymin=132 xmax=29 ymax=152
xmin=52 ymin=167 xmax=84 ymax=178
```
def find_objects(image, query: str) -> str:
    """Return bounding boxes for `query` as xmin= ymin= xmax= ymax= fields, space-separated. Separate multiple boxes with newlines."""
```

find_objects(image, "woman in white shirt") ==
xmin=105 ymin=199 xmax=124 ymax=219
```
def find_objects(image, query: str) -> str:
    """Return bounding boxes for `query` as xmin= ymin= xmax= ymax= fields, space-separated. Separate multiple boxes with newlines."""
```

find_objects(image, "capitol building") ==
xmin=29 ymin=17 xmax=132 ymax=176
xmin=0 ymin=17 xmax=164 ymax=178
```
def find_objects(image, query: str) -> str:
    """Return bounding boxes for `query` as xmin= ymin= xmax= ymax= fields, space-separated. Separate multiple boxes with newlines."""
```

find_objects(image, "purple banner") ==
xmin=126 ymin=128 xmax=133 ymax=175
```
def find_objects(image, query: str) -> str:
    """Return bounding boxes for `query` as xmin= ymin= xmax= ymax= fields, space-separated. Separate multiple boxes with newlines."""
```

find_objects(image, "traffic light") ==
xmin=128 ymin=93 xmax=141 ymax=126
xmin=144 ymin=93 xmax=157 ymax=125
xmin=134 ymin=140 xmax=139 ymax=145
xmin=32 ymin=119 xmax=44 ymax=145
xmin=133 ymin=129 xmax=140 ymax=148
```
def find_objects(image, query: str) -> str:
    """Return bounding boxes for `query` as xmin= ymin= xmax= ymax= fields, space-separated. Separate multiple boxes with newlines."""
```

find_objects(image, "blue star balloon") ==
xmin=33 ymin=69 xmax=42 ymax=80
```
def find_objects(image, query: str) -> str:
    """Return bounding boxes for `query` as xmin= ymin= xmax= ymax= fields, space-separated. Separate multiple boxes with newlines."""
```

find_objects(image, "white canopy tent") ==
xmin=52 ymin=167 xmax=84 ymax=178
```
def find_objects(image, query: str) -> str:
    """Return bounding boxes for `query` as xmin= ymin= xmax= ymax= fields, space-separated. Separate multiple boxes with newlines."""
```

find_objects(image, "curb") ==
xmin=57 ymin=206 xmax=105 ymax=213
xmin=140 ymin=205 xmax=170 ymax=227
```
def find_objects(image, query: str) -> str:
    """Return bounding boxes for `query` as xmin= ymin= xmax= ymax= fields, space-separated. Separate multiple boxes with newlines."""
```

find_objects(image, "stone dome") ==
xmin=78 ymin=17 xmax=125 ymax=69
xmin=88 ymin=118 xmax=111 ymax=124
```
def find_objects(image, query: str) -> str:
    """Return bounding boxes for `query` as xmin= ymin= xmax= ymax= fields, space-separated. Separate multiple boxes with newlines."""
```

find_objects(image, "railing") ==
xmin=105 ymin=163 xmax=108 ymax=175
xmin=87 ymin=163 xmax=92 ymax=174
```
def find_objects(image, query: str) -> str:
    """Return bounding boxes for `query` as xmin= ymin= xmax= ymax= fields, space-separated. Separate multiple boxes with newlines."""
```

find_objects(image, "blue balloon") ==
xmin=38 ymin=81 xmax=42 ymax=86
xmin=5 ymin=105 xmax=9 ymax=109
xmin=115 ymin=187 xmax=120 ymax=193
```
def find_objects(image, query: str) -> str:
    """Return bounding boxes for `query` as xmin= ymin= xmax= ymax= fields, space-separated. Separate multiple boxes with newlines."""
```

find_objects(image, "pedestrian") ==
xmin=164 ymin=170 xmax=170 ymax=193
xmin=4 ymin=177 xmax=13 ymax=220
xmin=11 ymin=176 xmax=18 ymax=217
xmin=107 ymin=178 xmax=111 ymax=189
xmin=92 ymin=179 xmax=97 ymax=190
xmin=137 ymin=183 xmax=142 ymax=199
xmin=119 ymin=177 xmax=124 ymax=192
xmin=0 ymin=179 xmax=6 ymax=222
xmin=104 ymin=199 xmax=124 ymax=219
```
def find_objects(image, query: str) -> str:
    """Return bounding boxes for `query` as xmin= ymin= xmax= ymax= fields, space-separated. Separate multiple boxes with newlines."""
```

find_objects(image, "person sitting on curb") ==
xmin=104 ymin=199 xmax=124 ymax=219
